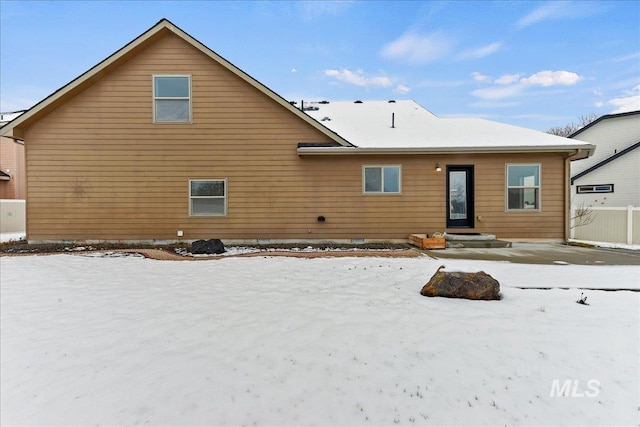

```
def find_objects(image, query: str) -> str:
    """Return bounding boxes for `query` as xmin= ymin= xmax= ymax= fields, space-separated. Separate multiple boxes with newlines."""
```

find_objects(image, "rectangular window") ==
xmin=363 ymin=166 xmax=401 ymax=194
xmin=577 ymin=184 xmax=614 ymax=194
xmin=189 ymin=179 xmax=226 ymax=216
xmin=506 ymin=164 xmax=540 ymax=210
xmin=153 ymin=75 xmax=191 ymax=122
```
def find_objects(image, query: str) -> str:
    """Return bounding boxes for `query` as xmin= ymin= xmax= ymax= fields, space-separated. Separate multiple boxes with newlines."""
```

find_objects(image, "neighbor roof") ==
xmin=570 ymin=109 xmax=640 ymax=138
xmin=301 ymin=100 xmax=594 ymax=159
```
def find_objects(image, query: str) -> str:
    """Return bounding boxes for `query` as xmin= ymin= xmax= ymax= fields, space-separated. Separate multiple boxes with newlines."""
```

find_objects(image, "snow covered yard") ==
xmin=1 ymin=253 xmax=638 ymax=426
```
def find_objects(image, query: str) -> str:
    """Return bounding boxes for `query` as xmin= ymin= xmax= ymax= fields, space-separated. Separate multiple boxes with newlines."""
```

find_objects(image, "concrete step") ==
xmin=445 ymin=240 xmax=512 ymax=248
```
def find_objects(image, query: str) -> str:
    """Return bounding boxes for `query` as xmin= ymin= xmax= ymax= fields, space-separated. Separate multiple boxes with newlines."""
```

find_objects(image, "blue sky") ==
xmin=1 ymin=0 xmax=638 ymax=130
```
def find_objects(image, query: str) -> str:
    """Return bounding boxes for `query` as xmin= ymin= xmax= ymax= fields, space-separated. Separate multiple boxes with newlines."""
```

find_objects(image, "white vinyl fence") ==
xmin=0 ymin=199 xmax=26 ymax=233
xmin=570 ymin=205 xmax=640 ymax=245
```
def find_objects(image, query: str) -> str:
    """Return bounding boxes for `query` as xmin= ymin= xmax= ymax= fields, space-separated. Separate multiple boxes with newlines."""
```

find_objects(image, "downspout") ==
xmin=563 ymin=150 xmax=579 ymax=242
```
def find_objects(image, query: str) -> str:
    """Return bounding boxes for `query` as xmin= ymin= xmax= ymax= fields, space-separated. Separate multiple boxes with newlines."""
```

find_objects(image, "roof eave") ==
xmin=297 ymin=144 xmax=596 ymax=157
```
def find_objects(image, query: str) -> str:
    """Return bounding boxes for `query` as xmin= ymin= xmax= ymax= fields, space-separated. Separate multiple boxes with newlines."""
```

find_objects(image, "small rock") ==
xmin=420 ymin=265 xmax=500 ymax=300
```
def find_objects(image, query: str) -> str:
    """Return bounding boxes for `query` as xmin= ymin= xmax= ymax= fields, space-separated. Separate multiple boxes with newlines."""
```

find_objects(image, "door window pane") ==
xmin=449 ymin=171 xmax=467 ymax=220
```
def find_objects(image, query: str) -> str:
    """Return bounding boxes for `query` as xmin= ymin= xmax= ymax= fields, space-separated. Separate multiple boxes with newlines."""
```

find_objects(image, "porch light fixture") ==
xmin=435 ymin=162 xmax=442 ymax=172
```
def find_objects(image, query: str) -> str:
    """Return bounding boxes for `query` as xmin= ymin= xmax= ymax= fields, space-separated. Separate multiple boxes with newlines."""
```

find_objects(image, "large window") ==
xmin=153 ymin=75 xmax=191 ymax=122
xmin=506 ymin=164 xmax=540 ymax=210
xmin=189 ymin=180 xmax=226 ymax=216
xmin=363 ymin=165 xmax=401 ymax=194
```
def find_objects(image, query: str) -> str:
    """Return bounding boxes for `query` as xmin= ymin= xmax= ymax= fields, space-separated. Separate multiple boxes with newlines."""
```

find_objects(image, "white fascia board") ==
xmin=298 ymin=144 xmax=595 ymax=158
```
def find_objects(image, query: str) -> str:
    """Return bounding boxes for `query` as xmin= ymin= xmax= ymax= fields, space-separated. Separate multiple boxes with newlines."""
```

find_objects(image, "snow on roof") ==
xmin=303 ymin=100 xmax=591 ymax=151
xmin=0 ymin=111 xmax=24 ymax=125
xmin=609 ymin=97 xmax=640 ymax=115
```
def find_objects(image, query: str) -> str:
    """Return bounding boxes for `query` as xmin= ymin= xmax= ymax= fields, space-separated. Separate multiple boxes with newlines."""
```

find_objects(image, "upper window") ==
xmin=506 ymin=164 xmax=540 ymax=210
xmin=153 ymin=75 xmax=191 ymax=123
xmin=189 ymin=179 xmax=226 ymax=216
xmin=363 ymin=166 xmax=401 ymax=194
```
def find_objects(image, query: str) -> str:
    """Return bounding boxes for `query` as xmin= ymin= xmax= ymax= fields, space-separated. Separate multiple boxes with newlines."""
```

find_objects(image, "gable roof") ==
xmin=570 ymin=141 xmax=640 ymax=184
xmin=570 ymin=110 xmax=640 ymax=138
xmin=0 ymin=19 xmax=353 ymax=147
xmin=300 ymin=100 xmax=595 ymax=159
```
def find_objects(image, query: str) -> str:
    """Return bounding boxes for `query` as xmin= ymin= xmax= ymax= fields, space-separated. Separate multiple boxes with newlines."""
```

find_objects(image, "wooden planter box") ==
xmin=408 ymin=234 xmax=446 ymax=250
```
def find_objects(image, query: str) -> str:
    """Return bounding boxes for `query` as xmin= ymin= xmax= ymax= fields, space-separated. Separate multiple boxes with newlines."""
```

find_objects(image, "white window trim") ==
xmin=576 ymin=184 xmax=614 ymax=194
xmin=189 ymin=179 xmax=228 ymax=217
xmin=505 ymin=163 xmax=541 ymax=212
xmin=153 ymin=74 xmax=192 ymax=123
xmin=362 ymin=165 xmax=402 ymax=195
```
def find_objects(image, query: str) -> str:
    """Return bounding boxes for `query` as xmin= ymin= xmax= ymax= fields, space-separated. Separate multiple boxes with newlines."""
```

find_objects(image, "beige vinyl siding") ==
xmin=22 ymin=32 xmax=568 ymax=242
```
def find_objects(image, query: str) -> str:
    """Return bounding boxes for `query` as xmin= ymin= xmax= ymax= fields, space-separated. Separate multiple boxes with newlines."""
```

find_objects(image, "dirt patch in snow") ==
xmin=0 ymin=242 xmax=422 ymax=260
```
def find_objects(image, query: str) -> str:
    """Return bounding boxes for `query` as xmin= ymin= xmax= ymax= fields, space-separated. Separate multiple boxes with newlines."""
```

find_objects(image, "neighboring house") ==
xmin=0 ymin=111 xmax=26 ymax=199
xmin=0 ymin=19 xmax=593 ymax=243
xmin=569 ymin=105 xmax=640 ymax=207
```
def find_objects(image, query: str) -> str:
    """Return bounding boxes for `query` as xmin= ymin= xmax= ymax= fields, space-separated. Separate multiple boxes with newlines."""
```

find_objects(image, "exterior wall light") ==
xmin=435 ymin=162 xmax=442 ymax=172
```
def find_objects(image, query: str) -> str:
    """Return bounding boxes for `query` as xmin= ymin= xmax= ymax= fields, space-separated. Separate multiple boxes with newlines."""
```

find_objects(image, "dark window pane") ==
xmin=365 ymin=168 xmax=382 ymax=192
xmin=383 ymin=167 xmax=400 ymax=192
xmin=191 ymin=198 xmax=225 ymax=215
xmin=155 ymin=100 xmax=190 ymax=122
xmin=155 ymin=76 xmax=189 ymax=97
xmin=508 ymin=165 xmax=539 ymax=187
xmin=191 ymin=181 xmax=225 ymax=197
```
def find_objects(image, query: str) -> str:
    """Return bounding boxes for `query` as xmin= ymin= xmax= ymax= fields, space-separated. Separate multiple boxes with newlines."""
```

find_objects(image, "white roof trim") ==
xmin=297 ymin=145 xmax=593 ymax=159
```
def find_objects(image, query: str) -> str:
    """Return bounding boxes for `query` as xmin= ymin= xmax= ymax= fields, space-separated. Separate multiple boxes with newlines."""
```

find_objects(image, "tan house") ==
xmin=0 ymin=19 xmax=594 ymax=244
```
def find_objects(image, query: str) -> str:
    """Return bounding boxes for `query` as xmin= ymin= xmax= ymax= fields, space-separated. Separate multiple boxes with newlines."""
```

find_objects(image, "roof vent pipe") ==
xmin=392 ymin=113 xmax=395 ymax=128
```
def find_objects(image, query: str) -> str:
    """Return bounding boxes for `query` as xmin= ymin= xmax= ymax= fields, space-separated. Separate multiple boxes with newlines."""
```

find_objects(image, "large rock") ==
xmin=191 ymin=239 xmax=226 ymax=255
xmin=420 ymin=265 xmax=500 ymax=300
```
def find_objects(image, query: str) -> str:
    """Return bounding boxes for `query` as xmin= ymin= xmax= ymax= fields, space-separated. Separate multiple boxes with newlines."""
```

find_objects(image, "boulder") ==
xmin=420 ymin=265 xmax=500 ymax=300
xmin=191 ymin=239 xmax=226 ymax=255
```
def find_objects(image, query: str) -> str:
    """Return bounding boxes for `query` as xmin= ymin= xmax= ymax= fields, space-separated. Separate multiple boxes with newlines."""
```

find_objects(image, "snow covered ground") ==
xmin=1 ymin=253 xmax=638 ymax=426
xmin=0 ymin=232 xmax=25 ymax=243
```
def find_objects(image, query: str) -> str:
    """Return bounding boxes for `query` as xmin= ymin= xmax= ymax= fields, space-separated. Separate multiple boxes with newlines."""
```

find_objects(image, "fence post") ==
xmin=627 ymin=205 xmax=633 ymax=245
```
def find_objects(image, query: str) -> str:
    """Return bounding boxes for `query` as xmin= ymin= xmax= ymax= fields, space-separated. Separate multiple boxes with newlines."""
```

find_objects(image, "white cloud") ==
xmin=324 ymin=69 xmax=392 ymax=88
xmin=471 ymin=72 xmax=491 ymax=83
xmin=607 ymin=84 xmax=640 ymax=111
xmin=457 ymin=42 xmax=502 ymax=60
xmin=471 ymin=85 xmax=524 ymax=100
xmin=495 ymin=73 xmax=522 ymax=85
xmin=291 ymin=68 xmax=297 ymax=73
xmin=516 ymin=1 xmax=571 ymax=28
xmin=516 ymin=1 xmax=603 ymax=28
xmin=417 ymin=79 xmax=467 ymax=88
xmin=298 ymin=1 xmax=353 ymax=21
xmin=380 ymin=31 xmax=454 ymax=64
xmin=393 ymin=84 xmax=411 ymax=95
xmin=469 ymin=100 xmax=519 ymax=109
xmin=520 ymin=70 xmax=582 ymax=87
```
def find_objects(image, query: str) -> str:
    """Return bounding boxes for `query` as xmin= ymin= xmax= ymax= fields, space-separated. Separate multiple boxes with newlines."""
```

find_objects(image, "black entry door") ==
xmin=446 ymin=165 xmax=474 ymax=228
